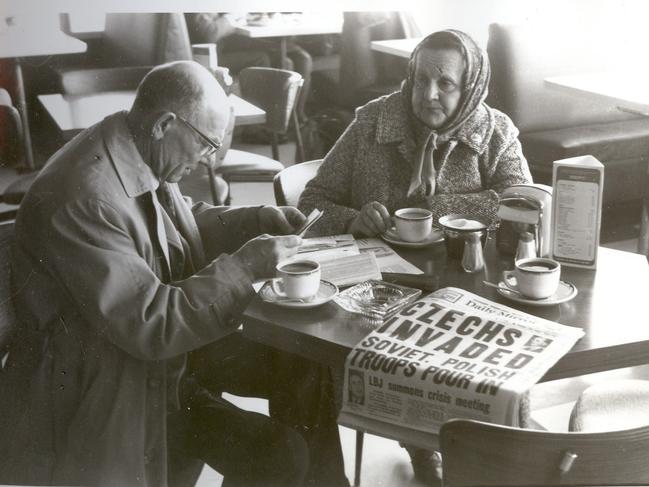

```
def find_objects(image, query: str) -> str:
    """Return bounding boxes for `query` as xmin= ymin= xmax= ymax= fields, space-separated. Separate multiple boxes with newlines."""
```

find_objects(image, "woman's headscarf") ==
xmin=403 ymin=30 xmax=491 ymax=196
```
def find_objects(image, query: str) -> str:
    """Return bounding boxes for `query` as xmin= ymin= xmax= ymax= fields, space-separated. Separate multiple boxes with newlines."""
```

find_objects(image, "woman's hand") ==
xmin=347 ymin=201 xmax=392 ymax=237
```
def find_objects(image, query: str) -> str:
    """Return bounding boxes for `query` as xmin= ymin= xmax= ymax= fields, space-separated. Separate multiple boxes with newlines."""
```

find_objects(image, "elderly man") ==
xmin=5 ymin=61 xmax=348 ymax=487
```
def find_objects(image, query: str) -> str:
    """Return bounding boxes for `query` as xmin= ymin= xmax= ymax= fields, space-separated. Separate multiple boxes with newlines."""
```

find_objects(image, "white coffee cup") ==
xmin=503 ymin=257 xmax=561 ymax=300
xmin=394 ymin=208 xmax=433 ymax=242
xmin=271 ymin=260 xmax=321 ymax=299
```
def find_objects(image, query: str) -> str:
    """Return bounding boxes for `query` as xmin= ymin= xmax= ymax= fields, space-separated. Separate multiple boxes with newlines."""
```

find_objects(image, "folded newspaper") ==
xmin=285 ymin=235 xmax=422 ymax=287
xmin=338 ymin=287 xmax=585 ymax=448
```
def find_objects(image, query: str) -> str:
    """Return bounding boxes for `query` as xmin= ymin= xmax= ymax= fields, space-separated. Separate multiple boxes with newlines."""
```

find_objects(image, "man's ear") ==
xmin=151 ymin=112 xmax=176 ymax=140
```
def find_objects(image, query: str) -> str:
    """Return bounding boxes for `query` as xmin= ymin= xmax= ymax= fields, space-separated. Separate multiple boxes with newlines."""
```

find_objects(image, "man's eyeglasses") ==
xmin=176 ymin=116 xmax=223 ymax=161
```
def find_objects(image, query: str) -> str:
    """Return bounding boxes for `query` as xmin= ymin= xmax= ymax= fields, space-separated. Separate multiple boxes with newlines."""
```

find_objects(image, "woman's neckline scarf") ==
xmin=401 ymin=29 xmax=491 ymax=196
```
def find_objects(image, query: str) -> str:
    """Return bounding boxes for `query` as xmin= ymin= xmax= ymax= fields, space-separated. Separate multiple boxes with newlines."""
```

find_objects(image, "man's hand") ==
xmin=347 ymin=201 xmax=392 ymax=237
xmin=258 ymin=206 xmax=306 ymax=235
xmin=232 ymin=234 xmax=302 ymax=279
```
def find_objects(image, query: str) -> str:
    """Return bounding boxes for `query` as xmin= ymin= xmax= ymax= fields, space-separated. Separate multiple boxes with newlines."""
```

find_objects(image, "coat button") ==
xmin=147 ymin=378 xmax=162 ymax=389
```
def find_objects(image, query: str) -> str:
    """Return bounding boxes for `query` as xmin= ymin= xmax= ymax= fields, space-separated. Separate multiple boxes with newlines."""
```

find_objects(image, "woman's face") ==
xmin=411 ymin=47 xmax=465 ymax=129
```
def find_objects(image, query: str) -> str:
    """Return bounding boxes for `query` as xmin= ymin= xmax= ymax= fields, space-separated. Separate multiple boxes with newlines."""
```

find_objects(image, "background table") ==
xmin=243 ymin=239 xmax=649 ymax=383
xmin=235 ymin=14 xmax=342 ymax=69
xmin=0 ymin=18 xmax=87 ymax=168
xmin=39 ymin=91 xmax=266 ymax=140
xmin=370 ymin=37 xmax=421 ymax=59
xmin=545 ymin=73 xmax=649 ymax=117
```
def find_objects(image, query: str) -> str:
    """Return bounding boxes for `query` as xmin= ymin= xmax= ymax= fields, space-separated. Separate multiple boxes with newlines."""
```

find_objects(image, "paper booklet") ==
xmin=338 ymin=287 xmax=585 ymax=449
xmin=285 ymin=235 xmax=422 ymax=288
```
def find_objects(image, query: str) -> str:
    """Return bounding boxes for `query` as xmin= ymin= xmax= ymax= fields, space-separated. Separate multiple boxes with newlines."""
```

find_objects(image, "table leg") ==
xmin=12 ymin=58 xmax=35 ymax=169
xmin=638 ymin=169 xmax=649 ymax=257
xmin=278 ymin=37 xmax=288 ymax=70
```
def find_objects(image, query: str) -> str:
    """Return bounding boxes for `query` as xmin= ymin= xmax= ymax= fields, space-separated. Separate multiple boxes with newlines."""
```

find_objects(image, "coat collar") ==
xmin=102 ymin=111 xmax=159 ymax=198
xmin=375 ymin=91 xmax=493 ymax=156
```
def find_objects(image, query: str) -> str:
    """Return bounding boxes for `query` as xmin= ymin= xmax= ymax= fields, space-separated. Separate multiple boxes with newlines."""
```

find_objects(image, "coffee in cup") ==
xmin=394 ymin=208 xmax=433 ymax=242
xmin=272 ymin=260 xmax=321 ymax=299
xmin=503 ymin=257 xmax=561 ymax=299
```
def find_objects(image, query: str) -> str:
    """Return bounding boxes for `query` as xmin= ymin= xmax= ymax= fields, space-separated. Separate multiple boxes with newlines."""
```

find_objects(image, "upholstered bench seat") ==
xmin=521 ymin=119 xmax=649 ymax=204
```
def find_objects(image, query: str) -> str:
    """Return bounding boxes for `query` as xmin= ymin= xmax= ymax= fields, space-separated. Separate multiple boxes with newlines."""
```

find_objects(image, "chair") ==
xmin=237 ymin=67 xmax=305 ymax=162
xmin=272 ymin=159 xmax=377 ymax=486
xmin=273 ymin=159 xmax=323 ymax=206
xmin=311 ymin=11 xmax=420 ymax=111
xmin=0 ymin=89 xmax=31 ymax=222
xmin=569 ymin=379 xmax=649 ymax=433
xmin=440 ymin=418 xmax=649 ymax=486
xmin=0 ymin=222 xmax=15 ymax=363
xmin=55 ymin=13 xmax=193 ymax=95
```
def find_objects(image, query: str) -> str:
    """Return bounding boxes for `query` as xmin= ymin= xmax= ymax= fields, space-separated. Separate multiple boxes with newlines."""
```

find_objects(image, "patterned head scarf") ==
xmin=402 ymin=30 xmax=491 ymax=196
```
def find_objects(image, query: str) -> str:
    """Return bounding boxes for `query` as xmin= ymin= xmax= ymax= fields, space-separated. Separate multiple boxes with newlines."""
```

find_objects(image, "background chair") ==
xmin=440 ymin=417 xmax=649 ymax=486
xmin=54 ymin=13 xmax=193 ymax=95
xmin=273 ymin=158 xmax=323 ymax=206
xmin=569 ymin=379 xmax=649 ymax=433
xmin=273 ymin=158 xmax=375 ymax=487
xmin=0 ymin=222 xmax=15 ymax=363
xmin=0 ymin=88 xmax=31 ymax=222
xmin=237 ymin=67 xmax=305 ymax=162
xmin=311 ymin=11 xmax=420 ymax=111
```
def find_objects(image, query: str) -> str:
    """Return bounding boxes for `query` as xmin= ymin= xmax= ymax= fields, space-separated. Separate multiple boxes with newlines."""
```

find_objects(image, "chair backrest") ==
xmin=238 ymin=67 xmax=303 ymax=134
xmin=0 ymin=89 xmax=23 ymax=167
xmin=102 ymin=13 xmax=193 ymax=67
xmin=338 ymin=11 xmax=420 ymax=108
xmin=0 ymin=222 xmax=16 ymax=363
xmin=486 ymin=22 xmax=637 ymax=133
xmin=440 ymin=418 xmax=649 ymax=486
xmin=273 ymin=159 xmax=323 ymax=207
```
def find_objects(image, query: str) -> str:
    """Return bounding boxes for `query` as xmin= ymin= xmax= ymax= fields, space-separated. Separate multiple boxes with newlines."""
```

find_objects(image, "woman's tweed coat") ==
xmin=299 ymin=91 xmax=532 ymax=235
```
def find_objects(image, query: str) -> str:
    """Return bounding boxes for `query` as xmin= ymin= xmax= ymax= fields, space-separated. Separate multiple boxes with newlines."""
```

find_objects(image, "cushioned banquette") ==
xmin=487 ymin=22 xmax=649 ymax=221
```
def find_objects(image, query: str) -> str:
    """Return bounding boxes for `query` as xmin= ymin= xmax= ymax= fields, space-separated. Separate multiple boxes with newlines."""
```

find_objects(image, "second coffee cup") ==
xmin=394 ymin=208 xmax=433 ymax=242
xmin=503 ymin=257 xmax=561 ymax=299
xmin=272 ymin=260 xmax=321 ymax=299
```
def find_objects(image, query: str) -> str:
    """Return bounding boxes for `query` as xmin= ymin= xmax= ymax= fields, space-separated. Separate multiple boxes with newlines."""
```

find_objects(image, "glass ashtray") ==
xmin=334 ymin=280 xmax=422 ymax=320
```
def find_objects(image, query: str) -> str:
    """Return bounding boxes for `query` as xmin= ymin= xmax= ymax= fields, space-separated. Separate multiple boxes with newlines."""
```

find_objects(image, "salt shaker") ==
xmin=462 ymin=231 xmax=485 ymax=273
xmin=515 ymin=231 xmax=536 ymax=262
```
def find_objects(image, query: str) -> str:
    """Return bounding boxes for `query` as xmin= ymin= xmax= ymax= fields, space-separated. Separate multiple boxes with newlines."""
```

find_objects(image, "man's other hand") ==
xmin=232 ymin=234 xmax=302 ymax=279
xmin=258 ymin=206 xmax=306 ymax=235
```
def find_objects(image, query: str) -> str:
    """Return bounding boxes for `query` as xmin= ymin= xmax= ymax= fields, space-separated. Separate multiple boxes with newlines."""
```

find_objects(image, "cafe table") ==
xmin=243 ymin=238 xmax=649 ymax=383
xmin=234 ymin=13 xmax=342 ymax=69
xmin=370 ymin=37 xmax=422 ymax=59
xmin=38 ymin=91 xmax=266 ymax=141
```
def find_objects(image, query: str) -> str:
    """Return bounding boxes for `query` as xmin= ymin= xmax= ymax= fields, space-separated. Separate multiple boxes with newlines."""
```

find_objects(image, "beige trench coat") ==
xmin=4 ymin=112 xmax=262 ymax=486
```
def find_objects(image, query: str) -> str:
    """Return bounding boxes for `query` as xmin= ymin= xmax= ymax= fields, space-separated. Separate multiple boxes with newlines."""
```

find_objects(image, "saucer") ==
xmin=259 ymin=279 xmax=338 ymax=308
xmin=381 ymin=227 xmax=444 ymax=248
xmin=497 ymin=279 xmax=578 ymax=306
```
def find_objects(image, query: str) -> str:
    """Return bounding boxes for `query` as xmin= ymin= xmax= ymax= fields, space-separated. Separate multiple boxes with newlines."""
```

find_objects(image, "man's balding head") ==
xmin=130 ymin=60 xmax=229 ymax=124
xmin=127 ymin=61 xmax=232 ymax=183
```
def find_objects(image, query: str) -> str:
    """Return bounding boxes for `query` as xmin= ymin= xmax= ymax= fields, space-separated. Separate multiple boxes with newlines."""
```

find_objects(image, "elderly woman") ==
xmin=299 ymin=29 xmax=532 ymax=237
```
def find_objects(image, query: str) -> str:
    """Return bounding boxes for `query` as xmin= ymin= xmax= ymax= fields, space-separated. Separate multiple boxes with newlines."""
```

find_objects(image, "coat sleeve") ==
xmin=298 ymin=116 xmax=364 ymax=236
xmin=49 ymin=198 xmax=255 ymax=361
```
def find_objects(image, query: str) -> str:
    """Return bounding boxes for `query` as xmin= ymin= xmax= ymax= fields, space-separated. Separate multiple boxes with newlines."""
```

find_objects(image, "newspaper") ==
xmin=286 ymin=235 xmax=421 ymax=288
xmin=356 ymin=238 xmax=423 ymax=275
xmin=286 ymin=234 xmax=382 ymax=287
xmin=338 ymin=287 xmax=585 ymax=447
